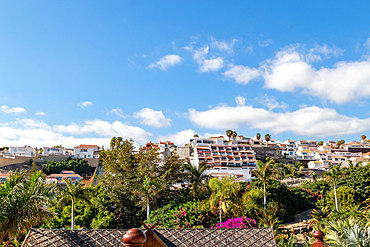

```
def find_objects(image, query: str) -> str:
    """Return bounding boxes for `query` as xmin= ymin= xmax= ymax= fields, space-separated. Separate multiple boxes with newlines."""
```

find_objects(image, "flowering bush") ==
xmin=145 ymin=200 xmax=217 ymax=228
xmin=212 ymin=217 xmax=257 ymax=229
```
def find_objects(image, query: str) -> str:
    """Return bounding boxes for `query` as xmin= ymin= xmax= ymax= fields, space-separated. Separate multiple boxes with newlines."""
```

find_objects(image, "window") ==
xmin=81 ymin=149 xmax=88 ymax=152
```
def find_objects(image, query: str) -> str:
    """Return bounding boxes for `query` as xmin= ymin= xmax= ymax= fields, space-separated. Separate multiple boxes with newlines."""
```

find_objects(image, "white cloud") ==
xmin=157 ymin=129 xmax=195 ymax=146
xmin=199 ymin=57 xmax=224 ymax=72
xmin=258 ymin=39 xmax=273 ymax=47
xmin=306 ymin=44 xmax=344 ymax=62
xmin=35 ymin=111 xmax=46 ymax=116
xmin=78 ymin=101 xmax=93 ymax=109
xmin=261 ymin=46 xmax=370 ymax=104
xmin=14 ymin=118 xmax=51 ymax=130
xmin=0 ymin=118 xmax=153 ymax=148
xmin=188 ymin=104 xmax=370 ymax=138
xmin=210 ymin=37 xmax=237 ymax=52
xmin=148 ymin=54 xmax=183 ymax=71
xmin=107 ymin=108 xmax=126 ymax=118
xmin=235 ymin=96 xmax=246 ymax=106
xmin=134 ymin=108 xmax=172 ymax=128
xmin=1 ymin=105 xmax=26 ymax=114
xmin=259 ymin=95 xmax=288 ymax=111
xmin=364 ymin=37 xmax=370 ymax=51
xmin=184 ymin=44 xmax=225 ymax=73
xmin=223 ymin=65 xmax=261 ymax=84
xmin=54 ymin=119 xmax=152 ymax=143
xmin=193 ymin=46 xmax=209 ymax=64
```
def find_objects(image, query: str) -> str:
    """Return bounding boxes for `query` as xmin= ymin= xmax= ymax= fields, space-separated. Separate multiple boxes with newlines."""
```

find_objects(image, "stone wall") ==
xmin=252 ymin=146 xmax=294 ymax=164
xmin=175 ymin=146 xmax=192 ymax=160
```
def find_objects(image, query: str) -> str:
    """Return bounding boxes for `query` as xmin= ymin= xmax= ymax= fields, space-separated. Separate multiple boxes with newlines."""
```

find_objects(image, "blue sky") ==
xmin=1 ymin=1 xmax=370 ymax=148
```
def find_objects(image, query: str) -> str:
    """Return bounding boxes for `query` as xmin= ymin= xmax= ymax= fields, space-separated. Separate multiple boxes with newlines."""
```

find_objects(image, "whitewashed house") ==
xmin=74 ymin=145 xmax=100 ymax=158
xmin=43 ymin=147 xmax=65 ymax=155
xmin=8 ymin=146 xmax=36 ymax=157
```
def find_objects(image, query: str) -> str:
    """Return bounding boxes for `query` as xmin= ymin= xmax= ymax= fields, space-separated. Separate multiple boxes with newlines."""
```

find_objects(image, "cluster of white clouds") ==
xmin=0 ymin=104 xmax=175 ymax=147
xmin=1 ymin=105 xmax=26 ymax=114
xmin=223 ymin=43 xmax=370 ymax=104
xmin=188 ymin=96 xmax=370 ymax=138
xmin=148 ymin=37 xmax=370 ymax=105
xmin=0 ymin=118 xmax=153 ymax=148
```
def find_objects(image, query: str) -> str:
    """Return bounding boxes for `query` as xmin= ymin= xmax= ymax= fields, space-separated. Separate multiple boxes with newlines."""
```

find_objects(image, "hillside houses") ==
xmin=0 ymin=145 xmax=102 ymax=159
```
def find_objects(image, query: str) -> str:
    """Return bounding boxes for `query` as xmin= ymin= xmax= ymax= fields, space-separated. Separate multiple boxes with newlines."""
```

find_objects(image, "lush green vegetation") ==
xmin=6 ymin=137 xmax=370 ymax=246
xmin=42 ymin=157 xmax=92 ymax=175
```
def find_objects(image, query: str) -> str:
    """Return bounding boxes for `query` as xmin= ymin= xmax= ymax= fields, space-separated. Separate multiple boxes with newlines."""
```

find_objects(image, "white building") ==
xmin=8 ymin=146 xmax=36 ymax=157
xmin=189 ymin=137 xmax=257 ymax=181
xmin=74 ymin=145 xmax=101 ymax=158
xmin=308 ymin=160 xmax=330 ymax=170
xmin=43 ymin=147 xmax=65 ymax=155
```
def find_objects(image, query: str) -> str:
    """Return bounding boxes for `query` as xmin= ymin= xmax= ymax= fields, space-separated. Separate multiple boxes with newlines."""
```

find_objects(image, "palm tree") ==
xmin=264 ymin=134 xmax=271 ymax=142
xmin=208 ymin=177 xmax=242 ymax=223
xmin=324 ymin=164 xmax=342 ymax=211
xmin=57 ymin=179 xmax=91 ymax=229
xmin=256 ymin=133 xmax=261 ymax=140
xmin=255 ymin=160 xmax=273 ymax=209
xmin=226 ymin=130 xmax=233 ymax=142
xmin=0 ymin=171 xmax=56 ymax=241
xmin=348 ymin=160 xmax=354 ymax=169
xmin=242 ymin=187 xmax=264 ymax=220
xmin=232 ymin=131 xmax=238 ymax=141
xmin=131 ymin=175 xmax=162 ymax=220
xmin=183 ymin=161 xmax=210 ymax=193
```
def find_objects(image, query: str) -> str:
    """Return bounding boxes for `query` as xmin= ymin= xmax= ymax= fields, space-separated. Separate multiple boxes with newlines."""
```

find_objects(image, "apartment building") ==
xmin=142 ymin=141 xmax=175 ymax=164
xmin=189 ymin=137 xmax=257 ymax=181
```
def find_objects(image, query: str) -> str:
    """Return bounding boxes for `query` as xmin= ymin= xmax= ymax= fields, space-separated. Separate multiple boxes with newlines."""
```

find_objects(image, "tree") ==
xmin=255 ymin=160 xmax=273 ymax=209
xmin=31 ymin=161 xmax=38 ymax=173
xmin=256 ymin=133 xmax=261 ymax=140
xmin=193 ymin=134 xmax=199 ymax=138
xmin=324 ymin=164 xmax=342 ymax=211
xmin=226 ymin=130 xmax=233 ymax=141
xmin=264 ymin=134 xmax=271 ymax=142
xmin=208 ymin=177 xmax=241 ymax=223
xmin=318 ymin=141 xmax=324 ymax=146
xmin=57 ymin=179 xmax=91 ymax=229
xmin=0 ymin=171 xmax=56 ymax=241
xmin=183 ymin=161 xmax=210 ymax=194
xmin=100 ymin=138 xmax=164 ymax=228
xmin=42 ymin=157 xmax=91 ymax=175
xmin=232 ymin=131 xmax=238 ymax=140
xmin=337 ymin=140 xmax=345 ymax=147
xmin=362 ymin=135 xmax=367 ymax=140
xmin=131 ymin=175 xmax=162 ymax=220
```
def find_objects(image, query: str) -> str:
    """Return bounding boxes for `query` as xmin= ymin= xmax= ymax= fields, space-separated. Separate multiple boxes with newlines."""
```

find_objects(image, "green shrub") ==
xmin=327 ymin=186 xmax=359 ymax=208
xmin=145 ymin=200 xmax=217 ymax=228
xmin=42 ymin=157 xmax=92 ymax=175
xmin=251 ymin=179 xmax=315 ymax=222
